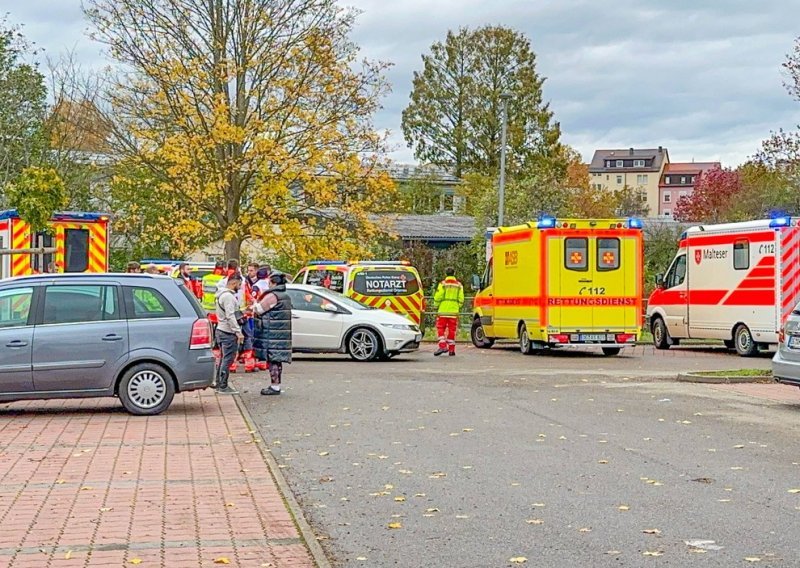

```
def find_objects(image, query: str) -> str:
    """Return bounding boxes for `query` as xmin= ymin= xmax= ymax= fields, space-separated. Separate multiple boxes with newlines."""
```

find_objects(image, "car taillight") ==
xmin=615 ymin=334 xmax=636 ymax=344
xmin=190 ymin=318 xmax=212 ymax=349
xmin=549 ymin=334 xmax=570 ymax=344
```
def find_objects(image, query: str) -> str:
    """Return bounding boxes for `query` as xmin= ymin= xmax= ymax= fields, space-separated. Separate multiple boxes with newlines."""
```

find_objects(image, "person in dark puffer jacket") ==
xmin=251 ymin=272 xmax=292 ymax=395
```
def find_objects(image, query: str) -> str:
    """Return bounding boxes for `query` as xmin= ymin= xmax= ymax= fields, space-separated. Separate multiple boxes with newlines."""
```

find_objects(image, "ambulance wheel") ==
xmin=651 ymin=317 xmax=671 ymax=350
xmin=519 ymin=325 xmax=535 ymax=355
xmin=602 ymin=347 xmax=621 ymax=356
xmin=734 ymin=325 xmax=758 ymax=357
xmin=471 ymin=320 xmax=495 ymax=349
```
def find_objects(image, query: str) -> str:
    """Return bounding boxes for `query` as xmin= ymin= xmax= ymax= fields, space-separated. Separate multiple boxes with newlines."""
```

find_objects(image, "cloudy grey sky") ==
xmin=4 ymin=0 xmax=799 ymax=166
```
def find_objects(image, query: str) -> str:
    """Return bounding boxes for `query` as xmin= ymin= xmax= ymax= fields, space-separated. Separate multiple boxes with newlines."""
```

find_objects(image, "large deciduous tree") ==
xmin=755 ymin=36 xmax=800 ymax=192
xmin=401 ymin=26 xmax=564 ymax=179
xmin=0 ymin=20 xmax=48 ymax=196
xmin=673 ymin=166 xmax=742 ymax=223
xmin=85 ymin=0 xmax=394 ymax=261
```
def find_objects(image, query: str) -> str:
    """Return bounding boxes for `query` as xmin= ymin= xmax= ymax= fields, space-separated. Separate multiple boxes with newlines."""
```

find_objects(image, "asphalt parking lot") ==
xmin=236 ymin=343 xmax=798 ymax=567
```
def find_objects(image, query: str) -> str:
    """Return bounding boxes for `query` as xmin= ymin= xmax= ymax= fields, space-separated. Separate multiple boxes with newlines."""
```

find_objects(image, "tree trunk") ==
xmin=223 ymin=237 xmax=242 ymax=262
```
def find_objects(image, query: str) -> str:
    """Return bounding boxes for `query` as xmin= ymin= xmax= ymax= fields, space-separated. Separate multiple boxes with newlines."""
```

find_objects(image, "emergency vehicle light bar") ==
xmin=537 ymin=215 xmax=556 ymax=228
xmin=770 ymin=216 xmax=791 ymax=228
xmin=627 ymin=218 xmax=643 ymax=229
xmin=307 ymin=260 xmax=347 ymax=265
xmin=350 ymin=261 xmax=411 ymax=266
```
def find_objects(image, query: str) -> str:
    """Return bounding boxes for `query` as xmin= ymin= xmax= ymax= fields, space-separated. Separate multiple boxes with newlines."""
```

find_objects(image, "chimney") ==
xmin=629 ymin=148 xmax=634 ymax=156
xmin=658 ymin=146 xmax=663 ymax=153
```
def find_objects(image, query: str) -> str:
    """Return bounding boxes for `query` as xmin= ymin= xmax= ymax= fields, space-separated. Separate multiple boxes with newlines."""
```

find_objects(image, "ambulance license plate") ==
xmin=579 ymin=334 xmax=607 ymax=342
xmin=789 ymin=336 xmax=800 ymax=349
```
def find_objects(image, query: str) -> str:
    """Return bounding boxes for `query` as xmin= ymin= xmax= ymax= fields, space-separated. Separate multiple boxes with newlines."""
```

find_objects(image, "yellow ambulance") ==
xmin=294 ymin=261 xmax=425 ymax=326
xmin=471 ymin=216 xmax=644 ymax=356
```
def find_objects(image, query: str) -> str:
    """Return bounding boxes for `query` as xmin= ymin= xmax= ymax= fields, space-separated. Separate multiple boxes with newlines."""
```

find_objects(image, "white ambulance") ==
xmin=647 ymin=217 xmax=800 ymax=356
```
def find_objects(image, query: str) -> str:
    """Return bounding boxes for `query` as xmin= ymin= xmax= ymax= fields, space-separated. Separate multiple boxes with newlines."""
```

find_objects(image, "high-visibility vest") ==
xmin=201 ymin=273 xmax=225 ymax=312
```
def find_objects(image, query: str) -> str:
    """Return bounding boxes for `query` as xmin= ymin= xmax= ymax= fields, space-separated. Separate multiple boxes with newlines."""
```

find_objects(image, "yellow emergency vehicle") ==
xmin=471 ymin=216 xmax=644 ymax=356
xmin=294 ymin=261 xmax=425 ymax=326
xmin=0 ymin=210 xmax=110 ymax=278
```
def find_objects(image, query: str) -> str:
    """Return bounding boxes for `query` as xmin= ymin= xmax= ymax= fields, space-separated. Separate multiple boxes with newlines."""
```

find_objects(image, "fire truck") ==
xmin=0 ymin=210 xmax=111 ymax=279
xmin=472 ymin=216 xmax=644 ymax=355
xmin=647 ymin=217 xmax=800 ymax=356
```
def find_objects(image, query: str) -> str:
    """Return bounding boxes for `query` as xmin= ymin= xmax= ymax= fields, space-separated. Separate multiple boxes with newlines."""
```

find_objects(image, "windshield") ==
xmin=352 ymin=269 xmax=419 ymax=296
xmin=312 ymin=287 xmax=372 ymax=310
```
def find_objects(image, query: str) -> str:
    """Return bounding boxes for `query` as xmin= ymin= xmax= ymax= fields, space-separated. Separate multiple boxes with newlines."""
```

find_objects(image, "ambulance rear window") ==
xmin=597 ymin=238 xmax=620 ymax=271
xmin=352 ymin=270 xmax=419 ymax=296
xmin=565 ymin=238 xmax=588 ymax=271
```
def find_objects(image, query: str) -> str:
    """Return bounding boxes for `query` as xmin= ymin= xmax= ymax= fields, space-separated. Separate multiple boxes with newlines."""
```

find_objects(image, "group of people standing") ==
xmin=208 ymin=260 xmax=292 ymax=397
xmin=124 ymin=258 xmax=293 ymax=398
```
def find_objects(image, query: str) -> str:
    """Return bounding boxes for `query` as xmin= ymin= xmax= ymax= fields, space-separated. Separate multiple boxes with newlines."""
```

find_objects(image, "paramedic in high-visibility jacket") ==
xmin=433 ymin=267 xmax=464 ymax=357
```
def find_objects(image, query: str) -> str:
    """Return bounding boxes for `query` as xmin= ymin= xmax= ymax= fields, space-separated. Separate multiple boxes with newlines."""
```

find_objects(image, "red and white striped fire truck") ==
xmin=647 ymin=217 xmax=800 ymax=356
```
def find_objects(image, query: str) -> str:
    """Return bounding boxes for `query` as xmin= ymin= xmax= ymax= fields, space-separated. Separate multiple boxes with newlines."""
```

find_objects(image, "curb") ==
xmin=232 ymin=394 xmax=332 ymax=568
xmin=677 ymin=372 xmax=773 ymax=384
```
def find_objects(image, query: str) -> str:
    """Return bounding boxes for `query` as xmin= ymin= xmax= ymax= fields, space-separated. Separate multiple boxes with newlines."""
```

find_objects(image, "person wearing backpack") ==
xmin=214 ymin=274 xmax=245 ymax=394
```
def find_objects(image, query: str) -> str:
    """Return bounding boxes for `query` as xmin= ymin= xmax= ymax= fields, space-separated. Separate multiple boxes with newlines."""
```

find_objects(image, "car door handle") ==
xmin=292 ymin=315 xmax=301 ymax=319
xmin=579 ymin=279 xmax=592 ymax=283
xmin=102 ymin=334 xmax=124 ymax=341
xmin=5 ymin=340 xmax=28 ymax=348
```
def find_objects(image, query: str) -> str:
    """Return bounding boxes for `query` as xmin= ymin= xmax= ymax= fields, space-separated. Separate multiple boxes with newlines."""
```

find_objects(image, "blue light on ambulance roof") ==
xmin=769 ymin=216 xmax=790 ymax=228
xmin=537 ymin=215 xmax=556 ymax=228
xmin=627 ymin=217 xmax=643 ymax=229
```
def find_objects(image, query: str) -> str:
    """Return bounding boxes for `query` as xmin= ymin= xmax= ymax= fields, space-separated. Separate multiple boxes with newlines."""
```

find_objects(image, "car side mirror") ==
xmin=471 ymin=274 xmax=482 ymax=291
xmin=655 ymin=274 xmax=664 ymax=288
xmin=322 ymin=303 xmax=338 ymax=313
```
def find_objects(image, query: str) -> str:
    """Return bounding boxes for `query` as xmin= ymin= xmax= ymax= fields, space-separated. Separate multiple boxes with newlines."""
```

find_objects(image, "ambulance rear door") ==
xmin=590 ymin=231 xmax=641 ymax=332
xmin=546 ymin=234 xmax=589 ymax=332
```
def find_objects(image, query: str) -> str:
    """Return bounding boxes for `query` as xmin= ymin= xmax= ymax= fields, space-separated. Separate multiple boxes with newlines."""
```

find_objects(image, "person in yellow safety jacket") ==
xmin=433 ymin=267 xmax=464 ymax=357
xmin=201 ymin=261 xmax=226 ymax=313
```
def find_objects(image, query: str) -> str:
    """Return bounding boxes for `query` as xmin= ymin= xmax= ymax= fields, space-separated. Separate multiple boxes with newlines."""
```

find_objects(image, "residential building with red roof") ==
xmin=658 ymin=162 xmax=720 ymax=217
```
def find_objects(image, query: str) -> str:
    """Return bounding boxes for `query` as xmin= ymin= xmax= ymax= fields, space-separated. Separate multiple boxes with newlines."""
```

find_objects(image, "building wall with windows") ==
xmin=658 ymin=162 xmax=720 ymax=217
xmin=588 ymin=147 xmax=670 ymax=216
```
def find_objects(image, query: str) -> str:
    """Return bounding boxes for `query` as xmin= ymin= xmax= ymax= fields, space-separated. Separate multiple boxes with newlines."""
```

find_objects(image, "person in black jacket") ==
xmin=251 ymin=272 xmax=292 ymax=395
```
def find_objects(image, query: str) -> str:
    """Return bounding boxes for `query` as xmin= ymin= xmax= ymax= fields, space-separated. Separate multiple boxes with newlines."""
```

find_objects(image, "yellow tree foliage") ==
xmin=86 ymin=0 xmax=395 ymax=261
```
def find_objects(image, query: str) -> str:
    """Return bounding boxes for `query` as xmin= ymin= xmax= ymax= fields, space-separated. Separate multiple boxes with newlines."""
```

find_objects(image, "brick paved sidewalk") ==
xmin=0 ymin=391 xmax=318 ymax=567
xmin=709 ymin=382 xmax=800 ymax=403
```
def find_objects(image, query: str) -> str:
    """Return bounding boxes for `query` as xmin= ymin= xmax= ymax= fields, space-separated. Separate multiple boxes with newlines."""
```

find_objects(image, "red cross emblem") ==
xmin=602 ymin=252 xmax=615 ymax=265
xmin=570 ymin=252 xmax=583 ymax=264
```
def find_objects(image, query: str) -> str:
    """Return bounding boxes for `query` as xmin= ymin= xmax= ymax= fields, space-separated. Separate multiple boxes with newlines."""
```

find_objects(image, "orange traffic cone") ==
xmin=256 ymin=360 xmax=268 ymax=371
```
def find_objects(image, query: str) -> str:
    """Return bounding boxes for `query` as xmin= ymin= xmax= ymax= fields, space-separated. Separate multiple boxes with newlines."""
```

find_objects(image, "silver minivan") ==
xmin=773 ymin=306 xmax=800 ymax=389
xmin=0 ymin=274 xmax=215 ymax=414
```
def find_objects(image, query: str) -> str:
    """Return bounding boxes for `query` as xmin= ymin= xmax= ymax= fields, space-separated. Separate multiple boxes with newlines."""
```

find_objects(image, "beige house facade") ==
xmin=588 ymin=147 xmax=670 ymax=216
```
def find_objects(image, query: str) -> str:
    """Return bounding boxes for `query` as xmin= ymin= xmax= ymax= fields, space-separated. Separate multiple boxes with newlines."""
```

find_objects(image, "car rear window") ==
xmin=176 ymin=280 xmax=206 ymax=317
xmin=123 ymin=286 xmax=180 ymax=319
xmin=352 ymin=270 xmax=420 ymax=296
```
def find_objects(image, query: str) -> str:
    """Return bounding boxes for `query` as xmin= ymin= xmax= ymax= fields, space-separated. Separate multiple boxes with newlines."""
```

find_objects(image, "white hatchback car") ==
xmin=284 ymin=284 xmax=422 ymax=361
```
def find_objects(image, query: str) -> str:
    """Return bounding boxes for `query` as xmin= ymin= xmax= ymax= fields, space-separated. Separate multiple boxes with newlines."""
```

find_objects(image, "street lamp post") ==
xmin=498 ymin=92 xmax=512 ymax=227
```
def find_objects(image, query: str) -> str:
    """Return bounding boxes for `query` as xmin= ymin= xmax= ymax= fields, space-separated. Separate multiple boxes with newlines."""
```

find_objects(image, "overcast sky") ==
xmin=4 ymin=0 xmax=800 ymax=167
